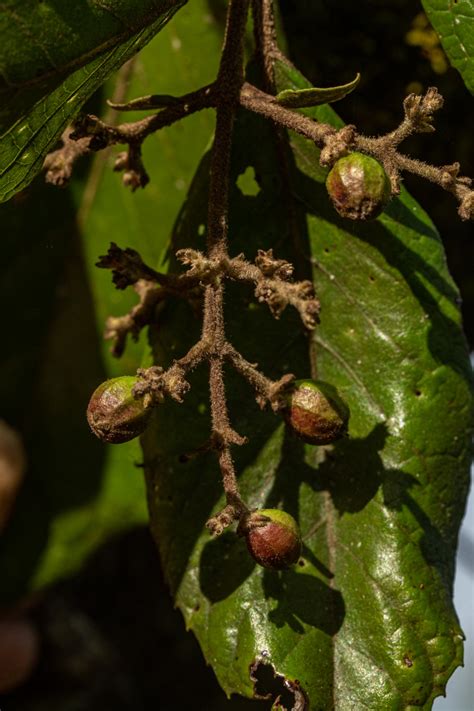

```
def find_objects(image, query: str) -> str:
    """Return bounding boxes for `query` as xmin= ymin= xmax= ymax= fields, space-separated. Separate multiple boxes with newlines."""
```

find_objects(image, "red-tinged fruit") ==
xmin=87 ymin=376 xmax=151 ymax=444
xmin=326 ymin=151 xmax=391 ymax=220
xmin=284 ymin=379 xmax=349 ymax=445
xmin=242 ymin=509 xmax=302 ymax=570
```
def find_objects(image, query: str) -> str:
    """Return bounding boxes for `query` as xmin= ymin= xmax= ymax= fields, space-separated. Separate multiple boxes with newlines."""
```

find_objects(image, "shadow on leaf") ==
xmin=199 ymin=531 xmax=255 ymax=602
xmin=306 ymin=422 xmax=452 ymax=587
xmin=294 ymin=166 xmax=470 ymax=382
xmin=262 ymin=568 xmax=345 ymax=635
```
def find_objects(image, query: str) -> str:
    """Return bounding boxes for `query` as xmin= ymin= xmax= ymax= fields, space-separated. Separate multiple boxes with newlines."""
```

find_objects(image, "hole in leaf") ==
xmin=250 ymin=660 xmax=308 ymax=710
xmin=236 ymin=166 xmax=261 ymax=196
xmin=415 ymin=389 xmax=422 ymax=397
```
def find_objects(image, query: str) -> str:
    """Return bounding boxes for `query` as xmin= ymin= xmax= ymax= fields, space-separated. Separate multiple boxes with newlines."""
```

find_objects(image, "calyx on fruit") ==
xmin=240 ymin=509 xmax=302 ymax=570
xmin=87 ymin=376 xmax=151 ymax=444
xmin=284 ymin=379 xmax=349 ymax=445
xmin=326 ymin=151 xmax=391 ymax=220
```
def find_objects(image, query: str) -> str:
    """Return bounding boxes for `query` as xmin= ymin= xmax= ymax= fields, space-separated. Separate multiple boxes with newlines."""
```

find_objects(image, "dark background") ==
xmin=1 ymin=1 xmax=472 ymax=709
xmin=280 ymin=0 xmax=473 ymax=349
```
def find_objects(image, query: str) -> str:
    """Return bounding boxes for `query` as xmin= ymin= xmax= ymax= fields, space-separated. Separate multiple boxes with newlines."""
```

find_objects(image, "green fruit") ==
xmin=87 ymin=376 xmax=151 ymax=444
xmin=284 ymin=379 xmax=349 ymax=445
xmin=243 ymin=509 xmax=302 ymax=570
xmin=326 ymin=152 xmax=391 ymax=220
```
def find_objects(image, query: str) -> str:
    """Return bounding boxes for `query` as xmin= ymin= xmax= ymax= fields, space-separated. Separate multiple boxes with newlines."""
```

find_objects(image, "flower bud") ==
xmin=284 ymin=379 xmax=349 ymax=445
xmin=242 ymin=509 xmax=302 ymax=570
xmin=326 ymin=152 xmax=391 ymax=220
xmin=87 ymin=376 xmax=151 ymax=444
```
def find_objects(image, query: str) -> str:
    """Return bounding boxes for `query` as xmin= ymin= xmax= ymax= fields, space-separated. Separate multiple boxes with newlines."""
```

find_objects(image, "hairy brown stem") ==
xmin=73 ymin=84 xmax=215 ymax=146
xmin=239 ymin=81 xmax=473 ymax=219
xmin=223 ymin=344 xmax=295 ymax=411
xmin=81 ymin=0 xmax=473 ymax=538
xmin=240 ymin=82 xmax=335 ymax=143
xmin=105 ymin=280 xmax=168 ymax=358
xmin=46 ymin=11 xmax=474 ymax=217
xmin=43 ymin=130 xmax=91 ymax=187
xmin=224 ymin=344 xmax=274 ymax=403
xmin=251 ymin=0 xmax=279 ymax=90
xmin=203 ymin=0 xmax=251 ymax=535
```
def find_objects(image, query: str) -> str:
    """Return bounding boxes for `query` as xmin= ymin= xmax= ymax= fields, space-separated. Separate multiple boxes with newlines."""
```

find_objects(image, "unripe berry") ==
xmin=284 ymin=379 xmax=349 ymax=445
xmin=87 ymin=376 xmax=151 ymax=444
xmin=242 ymin=509 xmax=302 ymax=570
xmin=326 ymin=152 xmax=391 ymax=220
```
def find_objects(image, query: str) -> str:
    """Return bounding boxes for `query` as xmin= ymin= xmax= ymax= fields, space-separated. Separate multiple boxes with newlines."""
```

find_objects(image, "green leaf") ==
xmin=0 ymin=0 xmax=220 ymax=605
xmin=0 ymin=0 xmax=186 ymax=203
xmin=421 ymin=0 xmax=474 ymax=94
xmin=276 ymin=73 xmax=360 ymax=108
xmin=141 ymin=64 xmax=473 ymax=707
xmin=107 ymin=93 xmax=182 ymax=110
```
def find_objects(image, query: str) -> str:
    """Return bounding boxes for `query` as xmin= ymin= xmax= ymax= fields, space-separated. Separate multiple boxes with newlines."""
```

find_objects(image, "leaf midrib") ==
xmin=0 ymin=0 xmax=182 ymax=91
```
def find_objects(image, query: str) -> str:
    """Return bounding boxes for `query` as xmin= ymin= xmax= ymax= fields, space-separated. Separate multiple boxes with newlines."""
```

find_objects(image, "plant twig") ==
xmin=239 ymin=81 xmax=474 ymax=219
xmin=177 ymin=248 xmax=320 ymax=327
xmin=251 ymin=0 xmax=281 ymax=90
xmin=43 ymin=130 xmax=91 ymax=186
xmin=201 ymin=0 xmax=250 ymax=533
xmin=79 ymin=0 xmax=473 ymax=543
xmin=134 ymin=338 xmax=210 ymax=405
xmin=239 ymin=81 xmax=336 ymax=143
xmin=71 ymin=84 xmax=215 ymax=148
xmin=104 ymin=280 xmax=168 ymax=358
xmin=223 ymin=343 xmax=295 ymax=411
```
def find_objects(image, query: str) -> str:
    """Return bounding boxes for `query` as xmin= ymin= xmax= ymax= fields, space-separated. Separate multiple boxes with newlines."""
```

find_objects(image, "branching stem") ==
xmin=239 ymin=82 xmax=336 ymax=143
xmin=201 ymin=0 xmax=250 ymax=533
xmin=47 ymin=2 xmax=474 ymax=218
xmin=74 ymin=83 xmax=215 ymax=146
xmin=61 ymin=0 xmax=474 ymax=536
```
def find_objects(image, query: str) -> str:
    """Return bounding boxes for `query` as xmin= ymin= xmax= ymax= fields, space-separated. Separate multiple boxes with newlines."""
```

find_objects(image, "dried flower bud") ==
xmin=122 ymin=169 xmax=149 ymax=191
xmin=87 ymin=376 xmax=151 ymax=444
xmin=326 ymin=152 xmax=391 ymax=220
xmin=284 ymin=379 xmax=349 ymax=445
xmin=241 ymin=509 xmax=302 ymax=570
xmin=113 ymin=151 xmax=129 ymax=172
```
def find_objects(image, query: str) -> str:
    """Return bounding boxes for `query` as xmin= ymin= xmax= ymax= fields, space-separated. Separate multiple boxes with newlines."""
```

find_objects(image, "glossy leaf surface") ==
xmin=422 ymin=0 xmax=474 ymax=94
xmin=0 ymin=0 xmax=185 ymax=203
xmin=0 ymin=0 xmax=219 ymax=606
xmin=276 ymin=73 xmax=360 ymax=108
xmin=142 ymin=61 xmax=472 ymax=708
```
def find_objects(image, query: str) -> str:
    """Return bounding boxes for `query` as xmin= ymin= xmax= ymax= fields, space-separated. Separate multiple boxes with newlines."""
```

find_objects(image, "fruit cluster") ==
xmin=87 ymin=375 xmax=349 ymax=569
